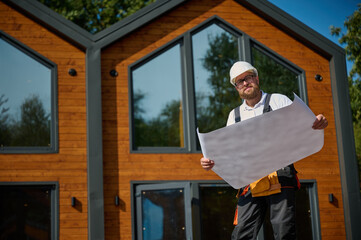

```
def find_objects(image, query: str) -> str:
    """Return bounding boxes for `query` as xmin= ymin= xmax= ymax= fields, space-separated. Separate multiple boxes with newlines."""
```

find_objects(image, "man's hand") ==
xmin=200 ymin=157 xmax=214 ymax=171
xmin=312 ymin=114 xmax=328 ymax=130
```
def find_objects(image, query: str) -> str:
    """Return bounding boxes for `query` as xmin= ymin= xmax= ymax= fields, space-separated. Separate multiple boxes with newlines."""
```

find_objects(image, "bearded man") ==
xmin=200 ymin=61 xmax=328 ymax=240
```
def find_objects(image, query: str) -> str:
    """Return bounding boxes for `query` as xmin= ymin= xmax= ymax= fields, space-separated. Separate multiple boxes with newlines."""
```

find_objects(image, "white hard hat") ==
xmin=229 ymin=61 xmax=258 ymax=86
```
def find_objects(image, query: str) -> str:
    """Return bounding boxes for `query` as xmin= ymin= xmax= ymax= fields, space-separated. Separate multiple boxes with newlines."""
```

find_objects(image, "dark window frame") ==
xmin=128 ymin=37 xmax=188 ymax=153
xmin=0 ymin=181 xmax=59 ymax=240
xmin=131 ymin=179 xmax=321 ymax=240
xmin=0 ymin=30 xmax=58 ymax=154
xmin=133 ymin=182 xmax=192 ymax=240
xmin=128 ymin=16 xmax=306 ymax=153
xmin=250 ymin=40 xmax=308 ymax=104
xmin=303 ymin=180 xmax=322 ymax=240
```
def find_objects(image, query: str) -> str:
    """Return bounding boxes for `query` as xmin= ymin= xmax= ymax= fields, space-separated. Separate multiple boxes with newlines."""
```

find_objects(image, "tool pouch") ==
xmin=250 ymin=171 xmax=281 ymax=197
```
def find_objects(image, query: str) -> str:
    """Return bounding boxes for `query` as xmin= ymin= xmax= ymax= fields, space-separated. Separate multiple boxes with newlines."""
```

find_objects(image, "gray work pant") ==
xmin=231 ymin=188 xmax=296 ymax=240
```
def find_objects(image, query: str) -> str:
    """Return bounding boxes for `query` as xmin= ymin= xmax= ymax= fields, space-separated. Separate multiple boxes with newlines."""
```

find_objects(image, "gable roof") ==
xmin=2 ymin=0 xmax=360 ymax=239
xmin=3 ymin=0 xmax=92 ymax=50
xmin=3 ymin=0 xmax=345 ymax=55
xmin=3 ymin=0 xmax=188 ymax=49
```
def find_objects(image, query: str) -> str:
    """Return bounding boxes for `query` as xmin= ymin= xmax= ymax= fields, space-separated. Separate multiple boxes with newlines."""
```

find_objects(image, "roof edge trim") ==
xmin=93 ymin=0 xmax=187 ymax=48
xmin=3 ymin=0 xmax=94 ymax=50
xmin=237 ymin=0 xmax=345 ymax=59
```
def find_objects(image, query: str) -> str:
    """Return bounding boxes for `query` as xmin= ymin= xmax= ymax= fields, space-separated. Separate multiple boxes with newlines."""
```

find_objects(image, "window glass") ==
xmin=130 ymin=19 xmax=305 ymax=152
xmin=251 ymin=46 xmax=299 ymax=100
xmin=262 ymin=184 xmax=314 ymax=239
xmin=132 ymin=43 xmax=183 ymax=148
xmin=192 ymin=24 xmax=240 ymax=133
xmin=199 ymin=185 xmax=238 ymax=240
xmin=0 ymin=185 xmax=53 ymax=239
xmin=140 ymin=188 xmax=186 ymax=240
xmin=0 ymin=37 xmax=52 ymax=148
xmin=294 ymin=185 xmax=313 ymax=239
xmin=134 ymin=181 xmax=318 ymax=240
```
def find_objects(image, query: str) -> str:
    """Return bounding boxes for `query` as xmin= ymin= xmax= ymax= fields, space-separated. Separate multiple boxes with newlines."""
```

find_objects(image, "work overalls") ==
xmin=231 ymin=94 xmax=300 ymax=240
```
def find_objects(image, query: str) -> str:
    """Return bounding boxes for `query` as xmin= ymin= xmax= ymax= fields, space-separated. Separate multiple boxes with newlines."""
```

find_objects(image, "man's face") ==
xmin=234 ymin=71 xmax=260 ymax=100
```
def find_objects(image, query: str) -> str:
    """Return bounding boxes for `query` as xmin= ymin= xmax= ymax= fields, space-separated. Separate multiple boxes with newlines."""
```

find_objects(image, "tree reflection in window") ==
xmin=132 ymin=43 xmax=184 ymax=148
xmin=251 ymin=46 xmax=299 ymax=99
xmin=130 ymin=19 xmax=304 ymax=152
xmin=193 ymin=24 xmax=240 ymax=134
xmin=134 ymin=181 xmax=319 ymax=240
xmin=0 ymin=37 xmax=51 ymax=148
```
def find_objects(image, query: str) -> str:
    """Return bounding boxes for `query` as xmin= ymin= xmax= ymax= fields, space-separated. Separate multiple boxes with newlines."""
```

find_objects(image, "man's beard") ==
xmin=239 ymin=83 xmax=260 ymax=100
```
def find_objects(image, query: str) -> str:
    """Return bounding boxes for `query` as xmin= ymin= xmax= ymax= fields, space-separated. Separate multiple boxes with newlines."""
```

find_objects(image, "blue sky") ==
xmin=268 ymin=0 xmax=359 ymax=74
xmin=0 ymin=38 xmax=51 ymax=118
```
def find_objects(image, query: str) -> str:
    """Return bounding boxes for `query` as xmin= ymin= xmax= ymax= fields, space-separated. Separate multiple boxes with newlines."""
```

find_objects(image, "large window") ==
xmin=0 ymin=183 xmax=58 ymax=240
xmin=251 ymin=44 xmax=303 ymax=100
xmin=192 ymin=23 xmax=240 ymax=134
xmin=131 ymin=43 xmax=184 ymax=150
xmin=0 ymin=31 xmax=57 ymax=153
xmin=129 ymin=17 xmax=305 ymax=152
xmin=132 ymin=181 xmax=320 ymax=240
xmin=134 ymin=182 xmax=191 ymax=240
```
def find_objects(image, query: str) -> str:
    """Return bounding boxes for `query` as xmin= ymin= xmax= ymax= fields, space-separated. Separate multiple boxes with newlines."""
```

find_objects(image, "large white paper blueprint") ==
xmin=197 ymin=94 xmax=324 ymax=189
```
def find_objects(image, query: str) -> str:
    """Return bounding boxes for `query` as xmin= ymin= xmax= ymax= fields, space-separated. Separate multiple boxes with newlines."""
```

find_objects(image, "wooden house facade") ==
xmin=0 ymin=0 xmax=360 ymax=239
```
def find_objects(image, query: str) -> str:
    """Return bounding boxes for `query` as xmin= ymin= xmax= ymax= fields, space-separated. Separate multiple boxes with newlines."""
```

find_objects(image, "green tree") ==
xmin=198 ymin=31 xmax=299 ymax=135
xmin=134 ymin=100 xmax=182 ymax=147
xmin=251 ymin=47 xmax=299 ymax=100
xmin=11 ymin=95 xmax=50 ymax=146
xmin=133 ymin=90 xmax=183 ymax=147
xmin=38 ymin=0 xmax=155 ymax=34
xmin=331 ymin=4 xmax=361 ymax=185
xmin=197 ymin=32 xmax=239 ymax=133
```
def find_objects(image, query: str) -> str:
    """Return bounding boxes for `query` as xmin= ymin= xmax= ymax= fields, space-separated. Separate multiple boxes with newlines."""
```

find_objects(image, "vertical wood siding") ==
xmin=0 ymin=2 xmax=88 ymax=239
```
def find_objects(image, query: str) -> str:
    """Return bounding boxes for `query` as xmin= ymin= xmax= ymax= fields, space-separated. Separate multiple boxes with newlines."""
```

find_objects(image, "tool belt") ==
xmin=235 ymin=165 xmax=299 ymax=198
xmin=250 ymin=171 xmax=281 ymax=197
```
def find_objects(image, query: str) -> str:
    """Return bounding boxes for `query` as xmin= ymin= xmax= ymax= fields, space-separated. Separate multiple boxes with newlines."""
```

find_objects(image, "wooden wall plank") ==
xmin=0 ymin=2 xmax=88 ymax=239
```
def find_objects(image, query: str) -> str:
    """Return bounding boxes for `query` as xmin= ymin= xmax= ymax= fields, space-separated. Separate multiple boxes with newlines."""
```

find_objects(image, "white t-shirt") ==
xmin=226 ymin=91 xmax=292 ymax=126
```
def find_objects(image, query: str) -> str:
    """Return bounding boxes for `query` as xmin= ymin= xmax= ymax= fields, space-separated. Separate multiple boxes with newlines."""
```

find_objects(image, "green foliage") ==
xmin=331 ymin=4 xmax=361 ymax=79
xmin=0 ymin=95 xmax=50 ymax=147
xmin=197 ymin=32 xmax=240 ymax=133
xmin=13 ymin=95 xmax=50 ymax=146
xmin=252 ymin=47 xmax=299 ymax=99
xmin=350 ymin=79 xmax=361 ymax=176
xmin=197 ymin=32 xmax=299 ymax=135
xmin=330 ymin=4 xmax=361 ymax=186
xmin=133 ymin=31 xmax=241 ymax=147
xmin=330 ymin=4 xmax=361 ymax=123
xmin=132 ymin=30 xmax=301 ymax=148
xmin=354 ymin=123 xmax=361 ymax=180
xmin=38 ymin=0 xmax=156 ymax=34
xmin=133 ymin=91 xmax=182 ymax=147
xmin=348 ymin=78 xmax=361 ymax=123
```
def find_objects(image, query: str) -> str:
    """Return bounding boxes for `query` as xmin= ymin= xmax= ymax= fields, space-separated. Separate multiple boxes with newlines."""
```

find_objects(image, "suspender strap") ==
xmin=263 ymin=93 xmax=272 ymax=114
xmin=234 ymin=105 xmax=241 ymax=123
xmin=234 ymin=93 xmax=272 ymax=123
